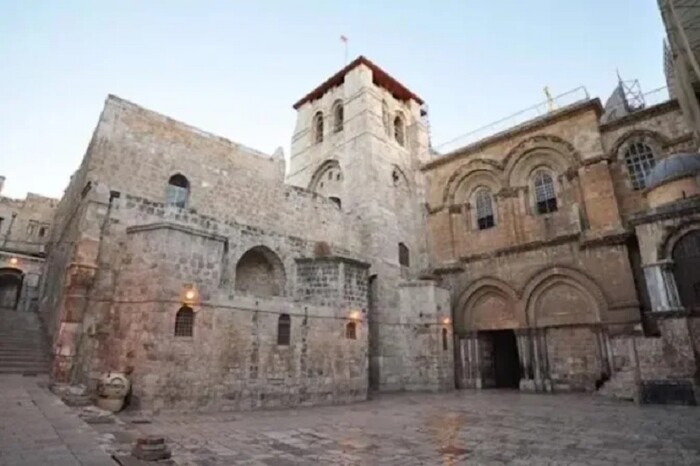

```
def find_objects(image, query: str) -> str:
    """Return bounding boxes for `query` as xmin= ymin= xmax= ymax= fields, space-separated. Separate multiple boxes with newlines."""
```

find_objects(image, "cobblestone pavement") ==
xmin=112 ymin=390 xmax=700 ymax=466
xmin=0 ymin=374 xmax=114 ymax=466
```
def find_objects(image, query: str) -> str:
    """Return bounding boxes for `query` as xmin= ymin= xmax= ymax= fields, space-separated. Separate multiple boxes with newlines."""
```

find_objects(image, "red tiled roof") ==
xmin=292 ymin=56 xmax=424 ymax=109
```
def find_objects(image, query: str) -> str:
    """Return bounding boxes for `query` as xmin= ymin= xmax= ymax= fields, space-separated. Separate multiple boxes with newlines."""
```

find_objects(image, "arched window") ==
xmin=533 ymin=170 xmax=557 ymax=214
xmin=474 ymin=188 xmax=495 ymax=230
xmin=332 ymin=100 xmax=344 ymax=133
xmin=673 ymin=230 xmax=700 ymax=310
xmin=398 ymin=242 xmax=410 ymax=267
xmin=442 ymin=328 xmax=448 ymax=351
xmin=382 ymin=101 xmax=390 ymax=135
xmin=166 ymin=174 xmax=189 ymax=208
xmin=277 ymin=314 xmax=291 ymax=345
xmin=346 ymin=321 xmax=357 ymax=340
xmin=313 ymin=111 xmax=324 ymax=143
xmin=624 ymin=142 xmax=656 ymax=190
xmin=174 ymin=306 xmax=194 ymax=337
xmin=394 ymin=114 xmax=405 ymax=146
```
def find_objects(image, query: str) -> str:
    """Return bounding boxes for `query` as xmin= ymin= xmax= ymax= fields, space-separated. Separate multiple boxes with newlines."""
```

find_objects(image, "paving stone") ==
xmin=102 ymin=390 xmax=700 ymax=465
xmin=0 ymin=374 xmax=114 ymax=466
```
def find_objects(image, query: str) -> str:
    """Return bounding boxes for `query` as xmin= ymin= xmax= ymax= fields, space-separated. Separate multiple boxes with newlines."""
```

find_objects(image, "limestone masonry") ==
xmin=2 ymin=1 xmax=700 ymax=410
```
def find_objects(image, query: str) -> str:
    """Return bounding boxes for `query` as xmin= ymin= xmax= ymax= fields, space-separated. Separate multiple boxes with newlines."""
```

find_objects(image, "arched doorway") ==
xmin=0 ymin=268 xmax=24 ymax=310
xmin=672 ymin=230 xmax=700 ymax=310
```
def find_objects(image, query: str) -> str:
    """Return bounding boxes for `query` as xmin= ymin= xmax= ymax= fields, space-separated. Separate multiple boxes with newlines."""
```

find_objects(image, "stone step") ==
xmin=0 ymin=367 xmax=49 ymax=374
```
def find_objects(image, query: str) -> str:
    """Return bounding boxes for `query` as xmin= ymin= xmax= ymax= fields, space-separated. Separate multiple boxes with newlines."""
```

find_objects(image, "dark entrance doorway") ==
xmin=673 ymin=231 xmax=700 ymax=310
xmin=490 ymin=330 xmax=520 ymax=388
xmin=0 ymin=268 xmax=23 ymax=310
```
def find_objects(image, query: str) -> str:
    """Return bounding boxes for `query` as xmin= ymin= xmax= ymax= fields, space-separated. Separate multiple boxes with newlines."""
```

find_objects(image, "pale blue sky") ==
xmin=1 ymin=0 xmax=667 ymax=198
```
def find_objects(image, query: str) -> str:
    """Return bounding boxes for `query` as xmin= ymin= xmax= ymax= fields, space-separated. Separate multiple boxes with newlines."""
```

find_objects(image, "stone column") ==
xmin=596 ymin=326 xmax=611 ymax=377
xmin=456 ymin=337 xmax=466 ymax=389
xmin=516 ymin=329 xmax=535 ymax=391
xmin=472 ymin=333 xmax=483 ymax=389
xmin=531 ymin=328 xmax=552 ymax=392
xmin=532 ymin=328 xmax=542 ymax=391
xmin=643 ymin=261 xmax=683 ymax=312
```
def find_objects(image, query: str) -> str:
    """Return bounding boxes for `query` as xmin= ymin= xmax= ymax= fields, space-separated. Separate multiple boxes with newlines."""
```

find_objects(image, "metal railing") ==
xmin=433 ymin=86 xmax=590 ymax=156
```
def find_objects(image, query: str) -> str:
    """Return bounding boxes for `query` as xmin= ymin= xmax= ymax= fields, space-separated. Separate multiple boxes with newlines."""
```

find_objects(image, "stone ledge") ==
xmin=125 ymin=222 xmax=227 ymax=243
xmin=295 ymin=255 xmax=370 ymax=269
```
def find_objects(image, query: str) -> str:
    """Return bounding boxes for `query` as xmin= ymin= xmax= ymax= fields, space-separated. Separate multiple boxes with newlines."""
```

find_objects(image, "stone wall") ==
xmin=286 ymin=62 xmax=438 ymax=393
xmin=43 ymin=179 xmax=371 ymax=409
xmin=0 ymin=252 xmax=45 ymax=313
xmin=0 ymin=191 xmax=57 ymax=256
xmin=423 ymin=102 xmax=624 ymax=266
xmin=599 ymin=101 xmax=694 ymax=218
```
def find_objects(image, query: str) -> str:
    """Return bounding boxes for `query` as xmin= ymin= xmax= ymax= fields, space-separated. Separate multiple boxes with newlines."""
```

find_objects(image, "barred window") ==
xmin=346 ymin=321 xmax=357 ymax=340
xmin=475 ymin=188 xmax=495 ymax=230
xmin=166 ymin=174 xmax=189 ymax=208
xmin=533 ymin=170 xmax=558 ymax=214
xmin=277 ymin=314 xmax=291 ymax=346
xmin=624 ymin=142 xmax=656 ymax=190
xmin=174 ymin=306 xmax=194 ymax=337
xmin=313 ymin=112 xmax=324 ymax=143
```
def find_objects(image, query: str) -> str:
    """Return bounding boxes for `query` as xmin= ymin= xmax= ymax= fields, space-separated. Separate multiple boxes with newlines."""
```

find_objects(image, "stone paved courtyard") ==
xmin=115 ymin=390 xmax=700 ymax=466
xmin=3 ymin=374 xmax=700 ymax=465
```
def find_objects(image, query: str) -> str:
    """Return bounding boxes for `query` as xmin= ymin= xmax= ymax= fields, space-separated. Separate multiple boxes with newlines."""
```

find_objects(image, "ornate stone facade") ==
xmin=30 ymin=11 xmax=700 ymax=408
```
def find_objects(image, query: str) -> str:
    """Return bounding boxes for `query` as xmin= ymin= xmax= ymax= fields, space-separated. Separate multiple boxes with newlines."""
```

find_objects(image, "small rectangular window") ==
xmin=277 ymin=314 xmax=291 ymax=346
xmin=346 ymin=322 xmax=357 ymax=340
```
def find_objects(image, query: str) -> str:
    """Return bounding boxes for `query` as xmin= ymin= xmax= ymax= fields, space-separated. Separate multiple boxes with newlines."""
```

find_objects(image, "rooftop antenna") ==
xmin=340 ymin=35 xmax=348 ymax=66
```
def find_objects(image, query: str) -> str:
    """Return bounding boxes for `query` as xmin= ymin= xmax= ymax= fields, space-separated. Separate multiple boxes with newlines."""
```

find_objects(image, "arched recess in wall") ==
xmin=504 ymin=134 xmax=579 ymax=188
xmin=309 ymin=160 xmax=343 ymax=204
xmin=522 ymin=266 xmax=606 ymax=328
xmin=442 ymin=160 xmax=503 ymax=208
xmin=664 ymin=226 xmax=700 ymax=310
xmin=455 ymin=277 xmax=521 ymax=334
xmin=234 ymin=246 xmax=286 ymax=297
xmin=0 ymin=267 xmax=23 ymax=310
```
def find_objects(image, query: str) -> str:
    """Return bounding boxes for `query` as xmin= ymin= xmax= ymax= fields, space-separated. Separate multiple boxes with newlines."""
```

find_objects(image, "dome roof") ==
xmin=646 ymin=152 xmax=700 ymax=190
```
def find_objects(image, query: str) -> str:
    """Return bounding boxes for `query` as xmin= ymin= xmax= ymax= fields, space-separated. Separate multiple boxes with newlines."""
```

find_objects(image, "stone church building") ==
xmin=3 ymin=1 xmax=698 ymax=409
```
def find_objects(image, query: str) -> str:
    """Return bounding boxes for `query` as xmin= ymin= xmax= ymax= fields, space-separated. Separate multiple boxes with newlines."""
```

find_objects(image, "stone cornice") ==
xmin=598 ymin=99 xmax=680 ymax=132
xmin=421 ymin=99 xmax=603 ymax=171
xmin=458 ymin=233 xmax=580 ymax=263
xmin=295 ymin=256 xmax=371 ymax=269
xmin=628 ymin=197 xmax=700 ymax=226
xmin=430 ymin=229 xmax=630 ymax=267
xmin=126 ymin=222 xmax=228 ymax=243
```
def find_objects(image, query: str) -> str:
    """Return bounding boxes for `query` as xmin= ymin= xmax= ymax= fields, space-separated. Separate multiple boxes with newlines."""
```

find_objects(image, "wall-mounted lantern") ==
xmin=181 ymin=285 xmax=198 ymax=306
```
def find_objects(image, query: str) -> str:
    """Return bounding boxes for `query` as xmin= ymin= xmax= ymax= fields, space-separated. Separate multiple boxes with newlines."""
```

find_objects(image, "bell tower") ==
xmin=287 ymin=57 xmax=449 ymax=392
